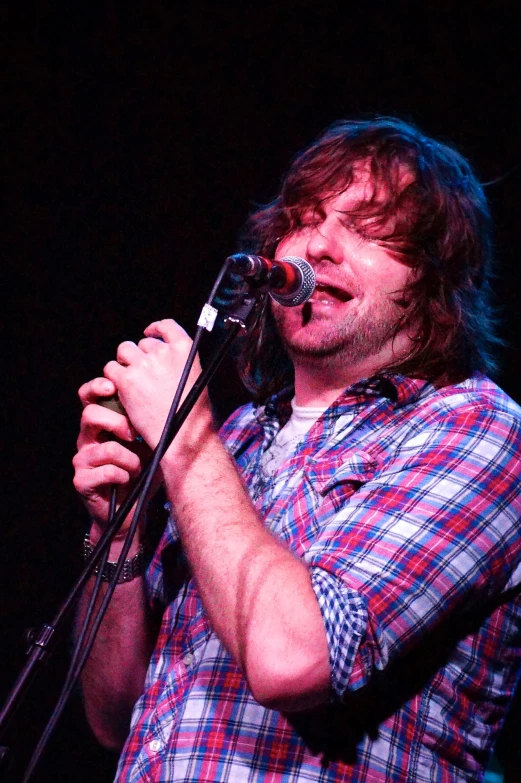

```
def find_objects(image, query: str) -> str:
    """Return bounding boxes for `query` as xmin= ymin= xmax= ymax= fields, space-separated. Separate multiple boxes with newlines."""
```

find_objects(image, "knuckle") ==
xmin=80 ymin=410 xmax=91 ymax=430
xmin=124 ymin=364 xmax=138 ymax=383
xmin=128 ymin=452 xmax=142 ymax=475
xmin=155 ymin=339 xmax=169 ymax=354
xmin=100 ymin=464 xmax=116 ymax=484
xmin=102 ymin=464 xmax=118 ymax=484
xmin=78 ymin=381 xmax=94 ymax=404
xmin=81 ymin=404 xmax=96 ymax=426
xmin=78 ymin=383 xmax=88 ymax=401
xmin=73 ymin=470 xmax=87 ymax=492
xmin=117 ymin=340 xmax=134 ymax=357
xmin=104 ymin=440 xmax=120 ymax=459
xmin=174 ymin=337 xmax=191 ymax=354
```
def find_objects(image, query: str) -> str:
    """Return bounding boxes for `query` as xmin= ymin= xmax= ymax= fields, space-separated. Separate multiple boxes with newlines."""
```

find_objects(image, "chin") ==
xmin=283 ymin=329 xmax=358 ymax=361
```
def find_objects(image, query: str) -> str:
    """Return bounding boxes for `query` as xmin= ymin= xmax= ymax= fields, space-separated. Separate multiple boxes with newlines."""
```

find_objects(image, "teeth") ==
xmin=314 ymin=292 xmax=334 ymax=302
xmin=313 ymin=284 xmax=351 ymax=303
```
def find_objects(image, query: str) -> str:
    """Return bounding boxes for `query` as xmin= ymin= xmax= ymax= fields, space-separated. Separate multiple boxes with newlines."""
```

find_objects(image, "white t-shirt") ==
xmin=259 ymin=398 xmax=328 ymax=479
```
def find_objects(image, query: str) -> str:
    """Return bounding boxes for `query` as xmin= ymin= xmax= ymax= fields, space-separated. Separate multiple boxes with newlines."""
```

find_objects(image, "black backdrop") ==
xmin=3 ymin=3 xmax=521 ymax=781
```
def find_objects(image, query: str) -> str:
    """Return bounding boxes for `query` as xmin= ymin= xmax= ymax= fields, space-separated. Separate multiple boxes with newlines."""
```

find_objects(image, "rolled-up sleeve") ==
xmin=305 ymin=403 xmax=521 ymax=697
xmin=310 ymin=568 xmax=372 ymax=696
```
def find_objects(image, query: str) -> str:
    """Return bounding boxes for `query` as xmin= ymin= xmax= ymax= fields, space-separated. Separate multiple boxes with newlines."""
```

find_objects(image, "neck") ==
xmin=292 ymin=347 xmax=404 ymax=408
xmin=290 ymin=329 xmax=417 ymax=408
xmin=292 ymin=360 xmax=368 ymax=408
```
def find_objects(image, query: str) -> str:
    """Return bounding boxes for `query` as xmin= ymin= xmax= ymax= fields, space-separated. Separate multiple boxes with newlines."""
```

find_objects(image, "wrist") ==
xmin=89 ymin=522 xmax=143 ymax=560
xmin=84 ymin=533 xmax=145 ymax=583
xmin=161 ymin=422 xmax=219 ymax=475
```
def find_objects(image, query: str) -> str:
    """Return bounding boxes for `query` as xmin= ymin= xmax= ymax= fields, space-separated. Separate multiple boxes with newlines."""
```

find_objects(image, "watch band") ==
xmin=83 ymin=534 xmax=145 ymax=583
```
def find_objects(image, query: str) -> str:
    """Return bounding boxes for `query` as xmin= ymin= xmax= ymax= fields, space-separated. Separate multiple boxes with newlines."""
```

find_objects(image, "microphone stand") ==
xmin=0 ymin=287 xmax=263 ymax=780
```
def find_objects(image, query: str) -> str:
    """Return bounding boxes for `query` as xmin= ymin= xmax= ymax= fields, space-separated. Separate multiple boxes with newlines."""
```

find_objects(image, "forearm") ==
xmin=162 ymin=431 xmax=331 ymax=711
xmin=95 ymin=318 xmax=330 ymax=710
xmin=77 ymin=531 xmax=157 ymax=749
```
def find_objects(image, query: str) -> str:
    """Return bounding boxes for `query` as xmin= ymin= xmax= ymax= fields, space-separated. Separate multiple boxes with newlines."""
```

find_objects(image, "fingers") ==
xmin=77 ymin=403 xmax=135 ymax=449
xmin=137 ymin=336 xmax=169 ymax=354
xmin=73 ymin=462 xmax=131 ymax=491
xmin=104 ymin=335 xmax=171 ymax=387
xmin=143 ymin=319 xmax=190 ymax=345
xmin=72 ymin=438 xmax=144 ymax=525
xmin=79 ymin=319 xmax=201 ymax=457
xmin=73 ymin=438 xmax=142 ymax=475
xmin=116 ymin=340 xmax=140 ymax=365
xmin=79 ymin=323 xmax=189 ymax=407
xmin=72 ymin=441 xmax=141 ymax=496
xmin=143 ymin=320 xmax=202 ymax=376
xmin=78 ymin=377 xmax=117 ymax=408
xmin=104 ymin=359 xmax=125 ymax=388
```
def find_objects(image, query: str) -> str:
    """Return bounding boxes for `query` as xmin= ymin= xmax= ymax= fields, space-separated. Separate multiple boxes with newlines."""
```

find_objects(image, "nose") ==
xmin=305 ymin=216 xmax=344 ymax=266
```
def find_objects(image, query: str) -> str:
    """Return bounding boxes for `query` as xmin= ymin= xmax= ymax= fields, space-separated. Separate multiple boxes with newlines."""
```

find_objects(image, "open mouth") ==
xmin=311 ymin=283 xmax=352 ymax=304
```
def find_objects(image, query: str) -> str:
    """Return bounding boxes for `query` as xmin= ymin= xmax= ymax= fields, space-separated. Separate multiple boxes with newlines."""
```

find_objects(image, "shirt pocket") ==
xmin=281 ymin=450 xmax=380 ymax=555
xmin=304 ymin=449 xmax=379 ymax=510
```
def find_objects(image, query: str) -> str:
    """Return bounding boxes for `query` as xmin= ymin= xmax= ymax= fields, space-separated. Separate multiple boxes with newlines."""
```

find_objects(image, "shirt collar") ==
xmin=347 ymin=374 xmax=430 ymax=408
xmin=257 ymin=374 xmax=431 ymax=427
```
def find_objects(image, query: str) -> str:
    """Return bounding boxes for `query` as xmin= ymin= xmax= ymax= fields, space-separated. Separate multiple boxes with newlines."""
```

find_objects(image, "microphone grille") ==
xmin=270 ymin=257 xmax=316 ymax=307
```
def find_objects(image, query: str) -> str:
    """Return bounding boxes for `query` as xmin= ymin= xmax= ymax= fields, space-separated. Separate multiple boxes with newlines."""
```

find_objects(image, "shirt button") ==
xmin=149 ymin=739 xmax=162 ymax=753
xmin=183 ymin=653 xmax=194 ymax=666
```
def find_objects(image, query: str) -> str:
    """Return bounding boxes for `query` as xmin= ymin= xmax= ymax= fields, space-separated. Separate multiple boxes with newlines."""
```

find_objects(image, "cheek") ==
xmin=275 ymin=234 xmax=306 ymax=259
xmin=270 ymin=301 xmax=302 ymax=331
xmin=362 ymin=253 xmax=413 ymax=294
xmin=271 ymin=300 xmax=289 ymax=323
xmin=391 ymin=263 xmax=415 ymax=292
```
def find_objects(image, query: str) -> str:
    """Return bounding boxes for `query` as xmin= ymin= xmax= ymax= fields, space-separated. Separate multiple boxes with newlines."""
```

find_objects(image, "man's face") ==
xmin=271 ymin=170 xmax=416 ymax=374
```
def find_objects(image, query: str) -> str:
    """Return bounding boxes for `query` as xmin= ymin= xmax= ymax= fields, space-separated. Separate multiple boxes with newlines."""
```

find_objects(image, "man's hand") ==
xmin=73 ymin=319 xmax=211 ymax=540
xmin=73 ymin=377 xmax=149 ymax=540
xmin=103 ymin=319 xmax=214 ymax=463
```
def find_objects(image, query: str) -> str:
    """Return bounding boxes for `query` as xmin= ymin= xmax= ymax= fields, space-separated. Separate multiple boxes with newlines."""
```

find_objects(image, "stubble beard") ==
xmin=272 ymin=298 xmax=407 ymax=371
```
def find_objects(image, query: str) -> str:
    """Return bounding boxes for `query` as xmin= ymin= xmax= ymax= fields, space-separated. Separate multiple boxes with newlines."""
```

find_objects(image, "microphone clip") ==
xmin=226 ymin=254 xmax=315 ymax=307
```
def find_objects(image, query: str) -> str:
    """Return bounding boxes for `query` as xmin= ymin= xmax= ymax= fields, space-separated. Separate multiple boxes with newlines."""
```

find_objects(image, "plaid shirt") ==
xmin=116 ymin=374 xmax=521 ymax=782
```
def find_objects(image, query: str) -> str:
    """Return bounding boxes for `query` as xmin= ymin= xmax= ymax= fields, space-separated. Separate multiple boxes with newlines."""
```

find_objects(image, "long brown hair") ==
xmin=233 ymin=117 xmax=499 ymax=402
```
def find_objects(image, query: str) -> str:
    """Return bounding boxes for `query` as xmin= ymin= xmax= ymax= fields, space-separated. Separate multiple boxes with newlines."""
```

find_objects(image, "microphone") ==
xmin=226 ymin=254 xmax=315 ymax=307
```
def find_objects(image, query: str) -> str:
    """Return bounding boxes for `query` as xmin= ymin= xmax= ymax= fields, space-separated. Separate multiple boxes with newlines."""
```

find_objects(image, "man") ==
xmin=73 ymin=118 xmax=521 ymax=782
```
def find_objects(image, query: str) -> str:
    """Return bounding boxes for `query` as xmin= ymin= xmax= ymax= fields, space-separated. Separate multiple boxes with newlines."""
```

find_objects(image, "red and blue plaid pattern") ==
xmin=116 ymin=374 xmax=521 ymax=782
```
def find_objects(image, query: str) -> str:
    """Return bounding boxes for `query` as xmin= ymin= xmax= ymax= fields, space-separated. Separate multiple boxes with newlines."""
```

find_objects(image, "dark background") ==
xmin=2 ymin=2 xmax=521 ymax=781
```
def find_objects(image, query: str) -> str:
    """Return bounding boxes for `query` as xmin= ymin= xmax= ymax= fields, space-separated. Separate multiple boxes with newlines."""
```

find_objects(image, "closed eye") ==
xmin=299 ymin=205 xmax=326 ymax=227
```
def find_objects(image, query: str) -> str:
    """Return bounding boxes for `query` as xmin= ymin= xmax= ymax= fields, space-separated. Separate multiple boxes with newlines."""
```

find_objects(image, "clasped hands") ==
xmin=73 ymin=319 xmax=214 ymax=532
